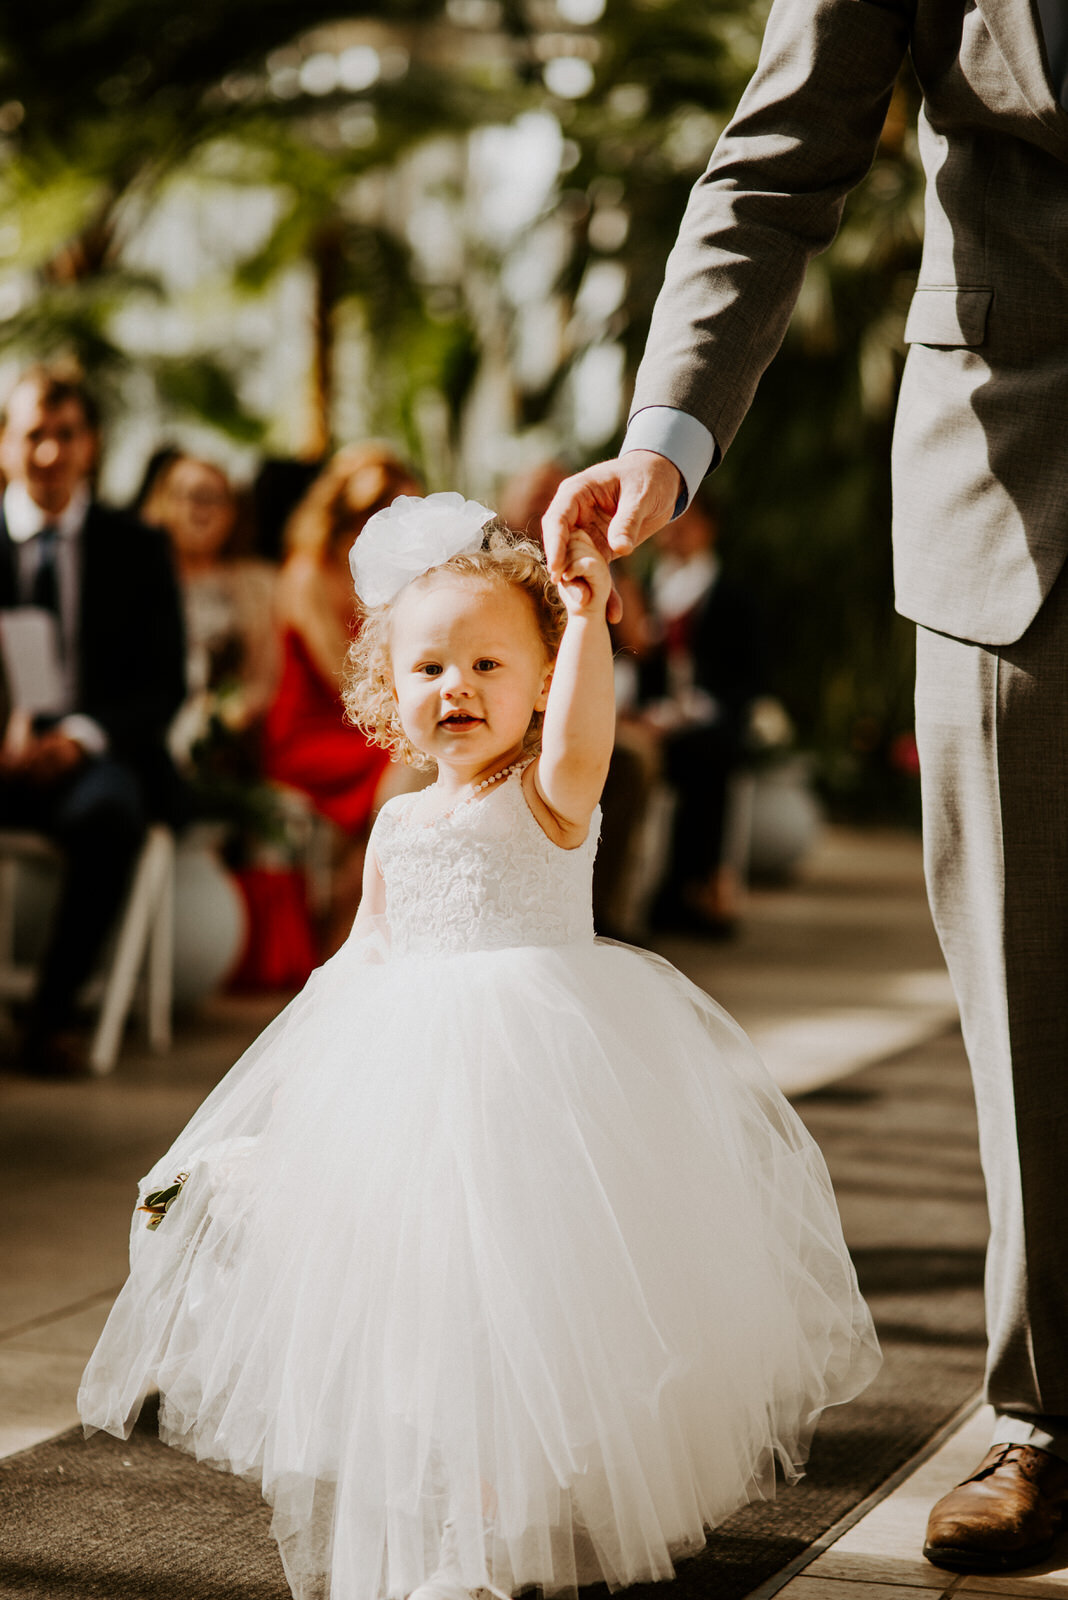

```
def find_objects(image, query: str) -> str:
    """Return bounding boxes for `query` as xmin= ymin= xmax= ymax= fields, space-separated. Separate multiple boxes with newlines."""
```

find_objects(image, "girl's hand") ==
xmin=557 ymin=529 xmax=613 ymax=617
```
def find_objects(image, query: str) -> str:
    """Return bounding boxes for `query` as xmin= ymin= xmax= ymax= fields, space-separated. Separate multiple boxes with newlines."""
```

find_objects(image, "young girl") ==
xmin=79 ymin=493 xmax=879 ymax=1600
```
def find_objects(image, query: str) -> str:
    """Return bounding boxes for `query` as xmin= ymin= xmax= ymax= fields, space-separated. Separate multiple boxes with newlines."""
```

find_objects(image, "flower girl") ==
xmin=80 ymin=493 xmax=879 ymax=1600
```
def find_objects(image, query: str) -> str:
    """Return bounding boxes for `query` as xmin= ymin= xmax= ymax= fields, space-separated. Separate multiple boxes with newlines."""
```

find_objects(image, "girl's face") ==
xmin=389 ymin=573 xmax=553 ymax=779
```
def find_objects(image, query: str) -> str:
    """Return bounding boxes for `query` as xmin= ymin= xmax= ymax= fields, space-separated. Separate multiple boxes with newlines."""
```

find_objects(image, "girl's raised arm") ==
xmin=531 ymin=531 xmax=616 ymax=848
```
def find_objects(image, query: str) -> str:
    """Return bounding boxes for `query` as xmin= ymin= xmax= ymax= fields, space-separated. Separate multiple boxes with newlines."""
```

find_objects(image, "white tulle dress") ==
xmin=79 ymin=770 xmax=880 ymax=1600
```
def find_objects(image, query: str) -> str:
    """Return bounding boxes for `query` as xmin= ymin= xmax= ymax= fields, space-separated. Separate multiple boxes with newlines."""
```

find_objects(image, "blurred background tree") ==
xmin=0 ymin=0 xmax=925 ymax=818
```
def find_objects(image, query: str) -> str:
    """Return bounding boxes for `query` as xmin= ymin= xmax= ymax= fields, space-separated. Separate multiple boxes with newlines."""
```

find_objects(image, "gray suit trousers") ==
xmin=915 ymin=567 xmax=1068 ymax=1434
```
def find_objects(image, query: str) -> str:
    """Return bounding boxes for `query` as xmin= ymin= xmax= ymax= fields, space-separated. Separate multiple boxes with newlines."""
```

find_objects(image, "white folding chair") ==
xmin=0 ymin=823 xmax=175 ymax=1075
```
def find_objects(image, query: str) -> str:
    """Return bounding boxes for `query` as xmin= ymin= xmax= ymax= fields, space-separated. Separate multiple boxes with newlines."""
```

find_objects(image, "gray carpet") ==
xmin=0 ymin=1027 xmax=987 ymax=1600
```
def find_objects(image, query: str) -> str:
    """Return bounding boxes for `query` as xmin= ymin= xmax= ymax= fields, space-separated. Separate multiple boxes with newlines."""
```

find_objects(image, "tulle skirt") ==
xmin=79 ymin=930 xmax=879 ymax=1600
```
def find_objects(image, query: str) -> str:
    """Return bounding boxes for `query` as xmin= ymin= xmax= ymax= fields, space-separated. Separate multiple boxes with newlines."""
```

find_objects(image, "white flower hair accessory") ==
xmin=349 ymin=492 xmax=497 ymax=606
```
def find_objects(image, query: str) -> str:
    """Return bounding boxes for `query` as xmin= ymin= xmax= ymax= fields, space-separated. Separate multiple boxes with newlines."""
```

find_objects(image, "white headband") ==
xmin=349 ymin=492 xmax=497 ymax=607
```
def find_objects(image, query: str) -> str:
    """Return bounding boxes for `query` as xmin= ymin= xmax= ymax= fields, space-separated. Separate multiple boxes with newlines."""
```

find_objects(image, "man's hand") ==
xmin=541 ymin=450 xmax=682 ymax=617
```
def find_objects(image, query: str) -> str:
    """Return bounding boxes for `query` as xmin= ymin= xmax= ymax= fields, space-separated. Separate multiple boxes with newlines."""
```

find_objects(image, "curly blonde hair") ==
xmin=344 ymin=524 xmax=566 ymax=768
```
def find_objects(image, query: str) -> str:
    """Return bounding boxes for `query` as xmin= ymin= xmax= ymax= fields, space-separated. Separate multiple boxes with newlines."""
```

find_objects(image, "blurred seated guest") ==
xmin=141 ymin=454 xmax=280 ymax=779
xmin=499 ymin=460 xmax=654 ymax=940
xmin=261 ymin=442 xmax=421 ymax=952
xmin=129 ymin=444 xmax=181 ymax=517
xmin=635 ymin=492 xmax=763 ymax=937
xmin=251 ymin=456 xmax=323 ymax=565
xmin=145 ymin=454 xmax=325 ymax=992
xmin=0 ymin=366 xmax=185 ymax=1075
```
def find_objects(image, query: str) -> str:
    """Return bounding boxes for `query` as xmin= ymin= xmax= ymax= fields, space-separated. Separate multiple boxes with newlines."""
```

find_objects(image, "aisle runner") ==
xmin=0 ymin=1029 xmax=986 ymax=1600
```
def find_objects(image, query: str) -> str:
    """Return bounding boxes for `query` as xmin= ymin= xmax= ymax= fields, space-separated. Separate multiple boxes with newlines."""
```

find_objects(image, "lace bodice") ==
xmin=371 ymin=772 xmax=599 ymax=956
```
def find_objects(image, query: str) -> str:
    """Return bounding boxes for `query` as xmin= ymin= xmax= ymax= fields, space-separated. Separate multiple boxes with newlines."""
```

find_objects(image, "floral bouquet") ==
xmin=138 ymin=1172 xmax=189 ymax=1231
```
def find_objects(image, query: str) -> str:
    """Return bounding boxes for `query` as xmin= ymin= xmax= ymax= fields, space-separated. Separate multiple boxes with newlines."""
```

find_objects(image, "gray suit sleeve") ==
xmin=630 ymin=0 xmax=912 ymax=460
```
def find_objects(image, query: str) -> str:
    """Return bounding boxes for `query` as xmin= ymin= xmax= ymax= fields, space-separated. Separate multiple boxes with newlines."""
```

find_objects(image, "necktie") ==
xmin=29 ymin=525 xmax=60 ymax=616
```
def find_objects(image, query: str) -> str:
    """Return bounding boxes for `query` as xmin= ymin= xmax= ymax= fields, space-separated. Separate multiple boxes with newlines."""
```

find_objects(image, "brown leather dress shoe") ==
xmin=924 ymin=1443 xmax=1068 ymax=1572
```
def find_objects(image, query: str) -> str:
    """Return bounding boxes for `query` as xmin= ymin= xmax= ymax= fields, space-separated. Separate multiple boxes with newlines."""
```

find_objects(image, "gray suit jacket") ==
xmin=630 ymin=0 xmax=1068 ymax=646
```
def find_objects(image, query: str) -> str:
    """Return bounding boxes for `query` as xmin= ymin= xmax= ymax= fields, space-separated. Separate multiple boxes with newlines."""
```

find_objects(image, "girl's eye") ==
xmin=475 ymin=659 xmax=498 ymax=673
xmin=421 ymin=664 xmax=442 ymax=677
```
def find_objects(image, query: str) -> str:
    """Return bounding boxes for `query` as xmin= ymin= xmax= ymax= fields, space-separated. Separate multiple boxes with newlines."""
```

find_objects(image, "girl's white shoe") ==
xmin=407 ymin=1521 xmax=509 ymax=1600
xmin=407 ymin=1579 xmax=472 ymax=1600
xmin=407 ymin=1521 xmax=473 ymax=1600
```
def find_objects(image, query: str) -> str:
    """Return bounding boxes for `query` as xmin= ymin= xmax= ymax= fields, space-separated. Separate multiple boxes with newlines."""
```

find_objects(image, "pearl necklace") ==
xmin=421 ymin=757 xmax=529 ymax=826
xmin=467 ymin=757 xmax=528 ymax=797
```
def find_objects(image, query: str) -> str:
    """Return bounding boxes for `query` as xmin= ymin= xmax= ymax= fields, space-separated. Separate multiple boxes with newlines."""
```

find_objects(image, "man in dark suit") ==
xmin=544 ymin=0 xmax=1068 ymax=1575
xmin=0 ymin=366 xmax=185 ymax=1076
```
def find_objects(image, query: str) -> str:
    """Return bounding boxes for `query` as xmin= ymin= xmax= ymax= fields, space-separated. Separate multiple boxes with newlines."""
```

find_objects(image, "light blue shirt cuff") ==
xmin=621 ymin=407 xmax=717 ymax=516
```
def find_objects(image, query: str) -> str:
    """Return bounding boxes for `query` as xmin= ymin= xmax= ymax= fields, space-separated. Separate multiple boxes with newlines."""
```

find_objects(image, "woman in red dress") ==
xmin=263 ymin=442 xmax=422 ymax=950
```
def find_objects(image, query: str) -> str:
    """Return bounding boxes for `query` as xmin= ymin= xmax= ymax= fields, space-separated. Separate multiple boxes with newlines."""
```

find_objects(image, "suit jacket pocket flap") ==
xmin=904 ymin=287 xmax=993 ymax=347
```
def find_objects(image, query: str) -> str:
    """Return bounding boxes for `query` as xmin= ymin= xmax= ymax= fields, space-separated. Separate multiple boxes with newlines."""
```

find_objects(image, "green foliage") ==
xmin=0 ymin=273 xmax=159 ymax=425
xmin=0 ymin=0 xmax=928 ymax=814
xmin=546 ymin=1 xmax=769 ymax=359
xmin=152 ymin=355 xmax=267 ymax=444
xmin=0 ymin=2 xmax=444 ymax=148
xmin=0 ymin=0 xmax=463 ymax=440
